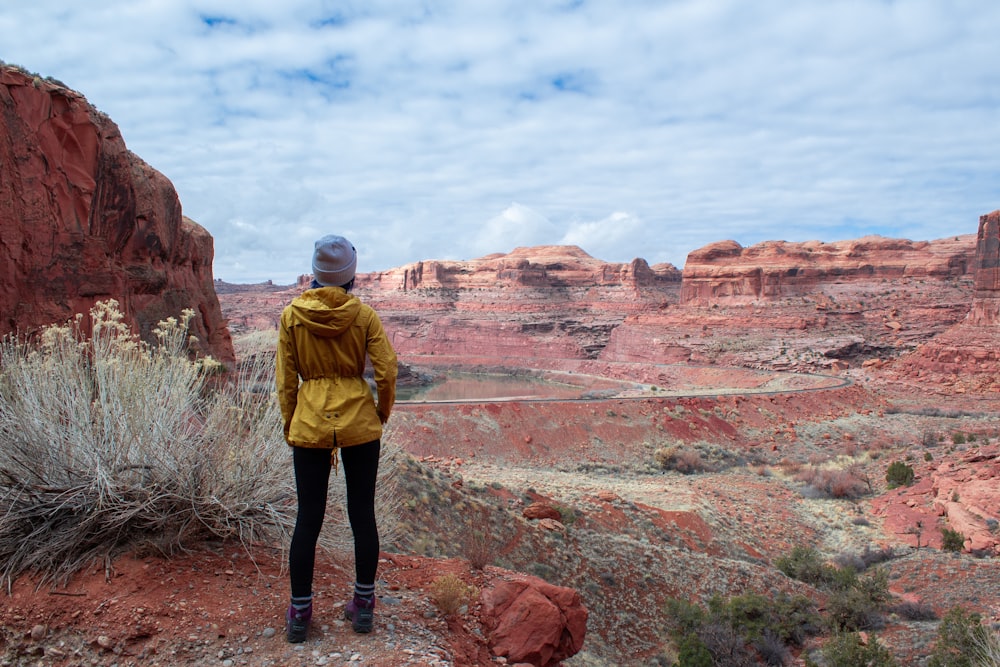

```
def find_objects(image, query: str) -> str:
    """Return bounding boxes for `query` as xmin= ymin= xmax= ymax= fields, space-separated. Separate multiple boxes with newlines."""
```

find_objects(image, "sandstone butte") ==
xmin=0 ymin=65 xmax=233 ymax=364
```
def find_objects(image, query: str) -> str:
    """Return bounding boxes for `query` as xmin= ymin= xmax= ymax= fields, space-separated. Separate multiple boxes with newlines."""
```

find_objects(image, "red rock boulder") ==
xmin=523 ymin=502 xmax=562 ymax=521
xmin=0 ymin=65 xmax=233 ymax=364
xmin=480 ymin=574 xmax=588 ymax=666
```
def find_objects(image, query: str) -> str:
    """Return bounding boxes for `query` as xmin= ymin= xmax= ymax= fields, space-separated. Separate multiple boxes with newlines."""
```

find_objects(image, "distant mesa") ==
xmin=681 ymin=234 xmax=974 ymax=306
xmin=355 ymin=245 xmax=681 ymax=291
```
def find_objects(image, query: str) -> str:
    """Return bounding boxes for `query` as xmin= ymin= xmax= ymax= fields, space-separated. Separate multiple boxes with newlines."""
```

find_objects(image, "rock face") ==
xmin=219 ymin=218 xmax=995 ymax=379
xmin=359 ymin=245 xmax=680 ymax=291
xmin=480 ymin=574 xmax=588 ymax=667
xmin=886 ymin=210 xmax=1000 ymax=392
xmin=0 ymin=66 xmax=233 ymax=363
xmin=967 ymin=210 xmax=1000 ymax=325
xmin=680 ymin=235 xmax=973 ymax=306
xmin=871 ymin=444 xmax=1000 ymax=555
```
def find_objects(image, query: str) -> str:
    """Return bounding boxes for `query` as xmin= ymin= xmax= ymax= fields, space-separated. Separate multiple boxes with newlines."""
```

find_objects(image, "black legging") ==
xmin=289 ymin=440 xmax=381 ymax=599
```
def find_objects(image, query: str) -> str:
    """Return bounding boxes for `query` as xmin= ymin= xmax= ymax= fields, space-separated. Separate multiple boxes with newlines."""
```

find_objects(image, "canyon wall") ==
xmin=680 ymin=235 xmax=973 ymax=306
xmin=357 ymin=245 xmax=680 ymax=291
xmin=0 ymin=66 xmax=233 ymax=363
xmin=220 ymin=226 xmax=985 ymax=378
xmin=968 ymin=210 xmax=1000 ymax=326
xmin=884 ymin=210 xmax=1000 ymax=392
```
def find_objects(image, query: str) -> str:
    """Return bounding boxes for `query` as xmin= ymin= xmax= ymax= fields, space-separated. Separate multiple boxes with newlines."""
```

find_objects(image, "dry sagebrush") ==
xmin=0 ymin=302 xmax=402 ymax=587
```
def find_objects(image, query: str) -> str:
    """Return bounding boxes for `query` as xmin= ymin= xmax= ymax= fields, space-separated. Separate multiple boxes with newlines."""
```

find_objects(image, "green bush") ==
xmin=825 ymin=568 xmax=890 ymax=631
xmin=885 ymin=460 xmax=915 ymax=489
xmin=711 ymin=592 xmax=819 ymax=646
xmin=929 ymin=607 xmax=990 ymax=667
xmin=776 ymin=545 xmax=838 ymax=587
xmin=664 ymin=593 xmax=820 ymax=665
xmin=941 ymin=527 xmax=966 ymax=553
xmin=776 ymin=546 xmax=890 ymax=632
xmin=673 ymin=633 xmax=713 ymax=667
xmin=820 ymin=632 xmax=898 ymax=667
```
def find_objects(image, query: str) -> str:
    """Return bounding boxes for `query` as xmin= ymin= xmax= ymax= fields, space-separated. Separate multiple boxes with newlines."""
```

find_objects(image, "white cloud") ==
xmin=471 ymin=203 xmax=561 ymax=257
xmin=1 ymin=0 xmax=998 ymax=282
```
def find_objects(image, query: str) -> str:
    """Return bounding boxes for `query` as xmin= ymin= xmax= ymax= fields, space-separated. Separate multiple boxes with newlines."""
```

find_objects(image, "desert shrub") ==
xmin=929 ymin=607 xmax=991 ymax=667
xmin=953 ymin=432 xmax=967 ymax=445
xmin=825 ymin=568 xmax=890 ymax=631
xmin=555 ymin=503 xmax=578 ymax=525
xmin=795 ymin=464 xmax=869 ymax=499
xmin=460 ymin=528 xmax=497 ymax=570
xmin=654 ymin=446 xmax=709 ymax=474
xmin=885 ymin=460 xmax=915 ymax=489
xmin=428 ymin=573 xmax=477 ymax=616
xmin=889 ymin=600 xmax=938 ymax=621
xmin=834 ymin=545 xmax=897 ymax=572
xmin=664 ymin=594 xmax=819 ymax=667
xmin=820 ymin=632 xmax=898 ymax=667
xmin=710 ymin=592 xmax=820 ymax=647
xmin=776 ymin=546 xmax=838 ymax=587
xmin=753 ymin=630 xmax=792 ymax=666
xmin=941 ymin=526 xmax=966 ymax=553
xmin=777 ymin=547 xmax=890 ymax=631
xmin=924 ymin=451 xmax=934 ymax=461
xmin=673 ymin=633 xmax=714 ymax=667
xmin=972 ymin=624 xmax=1000 ymax=667
xmin=0 ymin=302 xmax=401 ymax=585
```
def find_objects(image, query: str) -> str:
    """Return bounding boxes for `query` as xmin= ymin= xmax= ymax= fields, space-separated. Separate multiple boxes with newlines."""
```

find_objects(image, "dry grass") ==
xmin=428 ymin=573 xmax=477 ymax=616
xmin=974 ymin=626 xmax=1000 ymax=667
xmin=0 ymin=301 xmax=401 ymax=587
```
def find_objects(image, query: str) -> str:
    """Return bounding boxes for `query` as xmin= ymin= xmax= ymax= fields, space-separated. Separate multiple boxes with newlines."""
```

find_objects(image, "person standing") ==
xmin=276 ymin=234 xmax=397 ymax=643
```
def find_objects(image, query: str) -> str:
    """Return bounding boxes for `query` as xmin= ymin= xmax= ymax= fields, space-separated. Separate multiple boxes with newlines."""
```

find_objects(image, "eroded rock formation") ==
xmin=0 ymin=66 xmax=233 ymax=363
xmin=358 ymin=245 xmax=680 ymax=291
xmin=219 ymin=227 xmax=986 ymax=374
xmin=967 ymin=210 xmax=1000 ymax=326
xmin=885 ymin=210 xmax=1000 ymax=392
xmin=680 ymin=235 xmax=973 ymax=306
xmin=871 ymin=444 xmax=1000 ymax=555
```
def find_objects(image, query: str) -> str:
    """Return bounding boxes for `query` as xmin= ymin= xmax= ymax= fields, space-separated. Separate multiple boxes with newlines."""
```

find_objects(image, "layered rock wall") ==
xmin=357 ymin=245 xmax=681 ymax=292
xmin=681 ymin=235 xmax=973 ymax=306
xmin=0 ymin=66 xmax=233 ymax=363
xmin=967 ymin=210 xmax=1000 ymax=325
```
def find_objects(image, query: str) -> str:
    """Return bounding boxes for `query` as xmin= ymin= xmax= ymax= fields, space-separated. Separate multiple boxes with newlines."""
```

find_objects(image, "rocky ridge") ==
xmin=0 ymin=65 xmax=232 ymax=363
xmin=680 ymin=234 xmax=973 ymax=306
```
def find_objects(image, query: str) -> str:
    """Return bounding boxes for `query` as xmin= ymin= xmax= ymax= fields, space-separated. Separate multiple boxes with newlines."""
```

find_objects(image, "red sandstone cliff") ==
xmin=680 ymin=235 xmax=974 ymax=306
xmin=967 ymin=210 xmax=1000 ymax=326
xmin=0 ymin=66 xmax=233 ymax=363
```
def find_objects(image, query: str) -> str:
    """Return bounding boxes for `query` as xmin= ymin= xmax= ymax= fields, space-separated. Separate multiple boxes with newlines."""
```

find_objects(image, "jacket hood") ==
xmin=287 ymin=287 xmax=361 ymax=337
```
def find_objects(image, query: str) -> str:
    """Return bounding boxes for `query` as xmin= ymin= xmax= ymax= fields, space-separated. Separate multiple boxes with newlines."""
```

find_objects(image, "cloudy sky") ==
xmin=3 ymin=1 xmax=998 ymax=283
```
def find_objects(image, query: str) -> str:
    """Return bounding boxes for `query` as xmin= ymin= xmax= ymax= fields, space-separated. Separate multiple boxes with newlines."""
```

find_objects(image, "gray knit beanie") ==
xmin=311 ymin=235 xmax=357 ymax=287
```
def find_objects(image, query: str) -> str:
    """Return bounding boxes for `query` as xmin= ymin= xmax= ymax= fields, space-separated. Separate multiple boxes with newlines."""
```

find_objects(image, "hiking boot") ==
xmin=344 ymin=595 xmax=375 ymax=633
xmin=286 ymin=603 xmax=312 ymax=643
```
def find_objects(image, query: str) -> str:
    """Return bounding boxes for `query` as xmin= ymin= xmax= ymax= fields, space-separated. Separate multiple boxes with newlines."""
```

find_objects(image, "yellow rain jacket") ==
xmin=276 ymin=286 xmax=397 ymax=450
